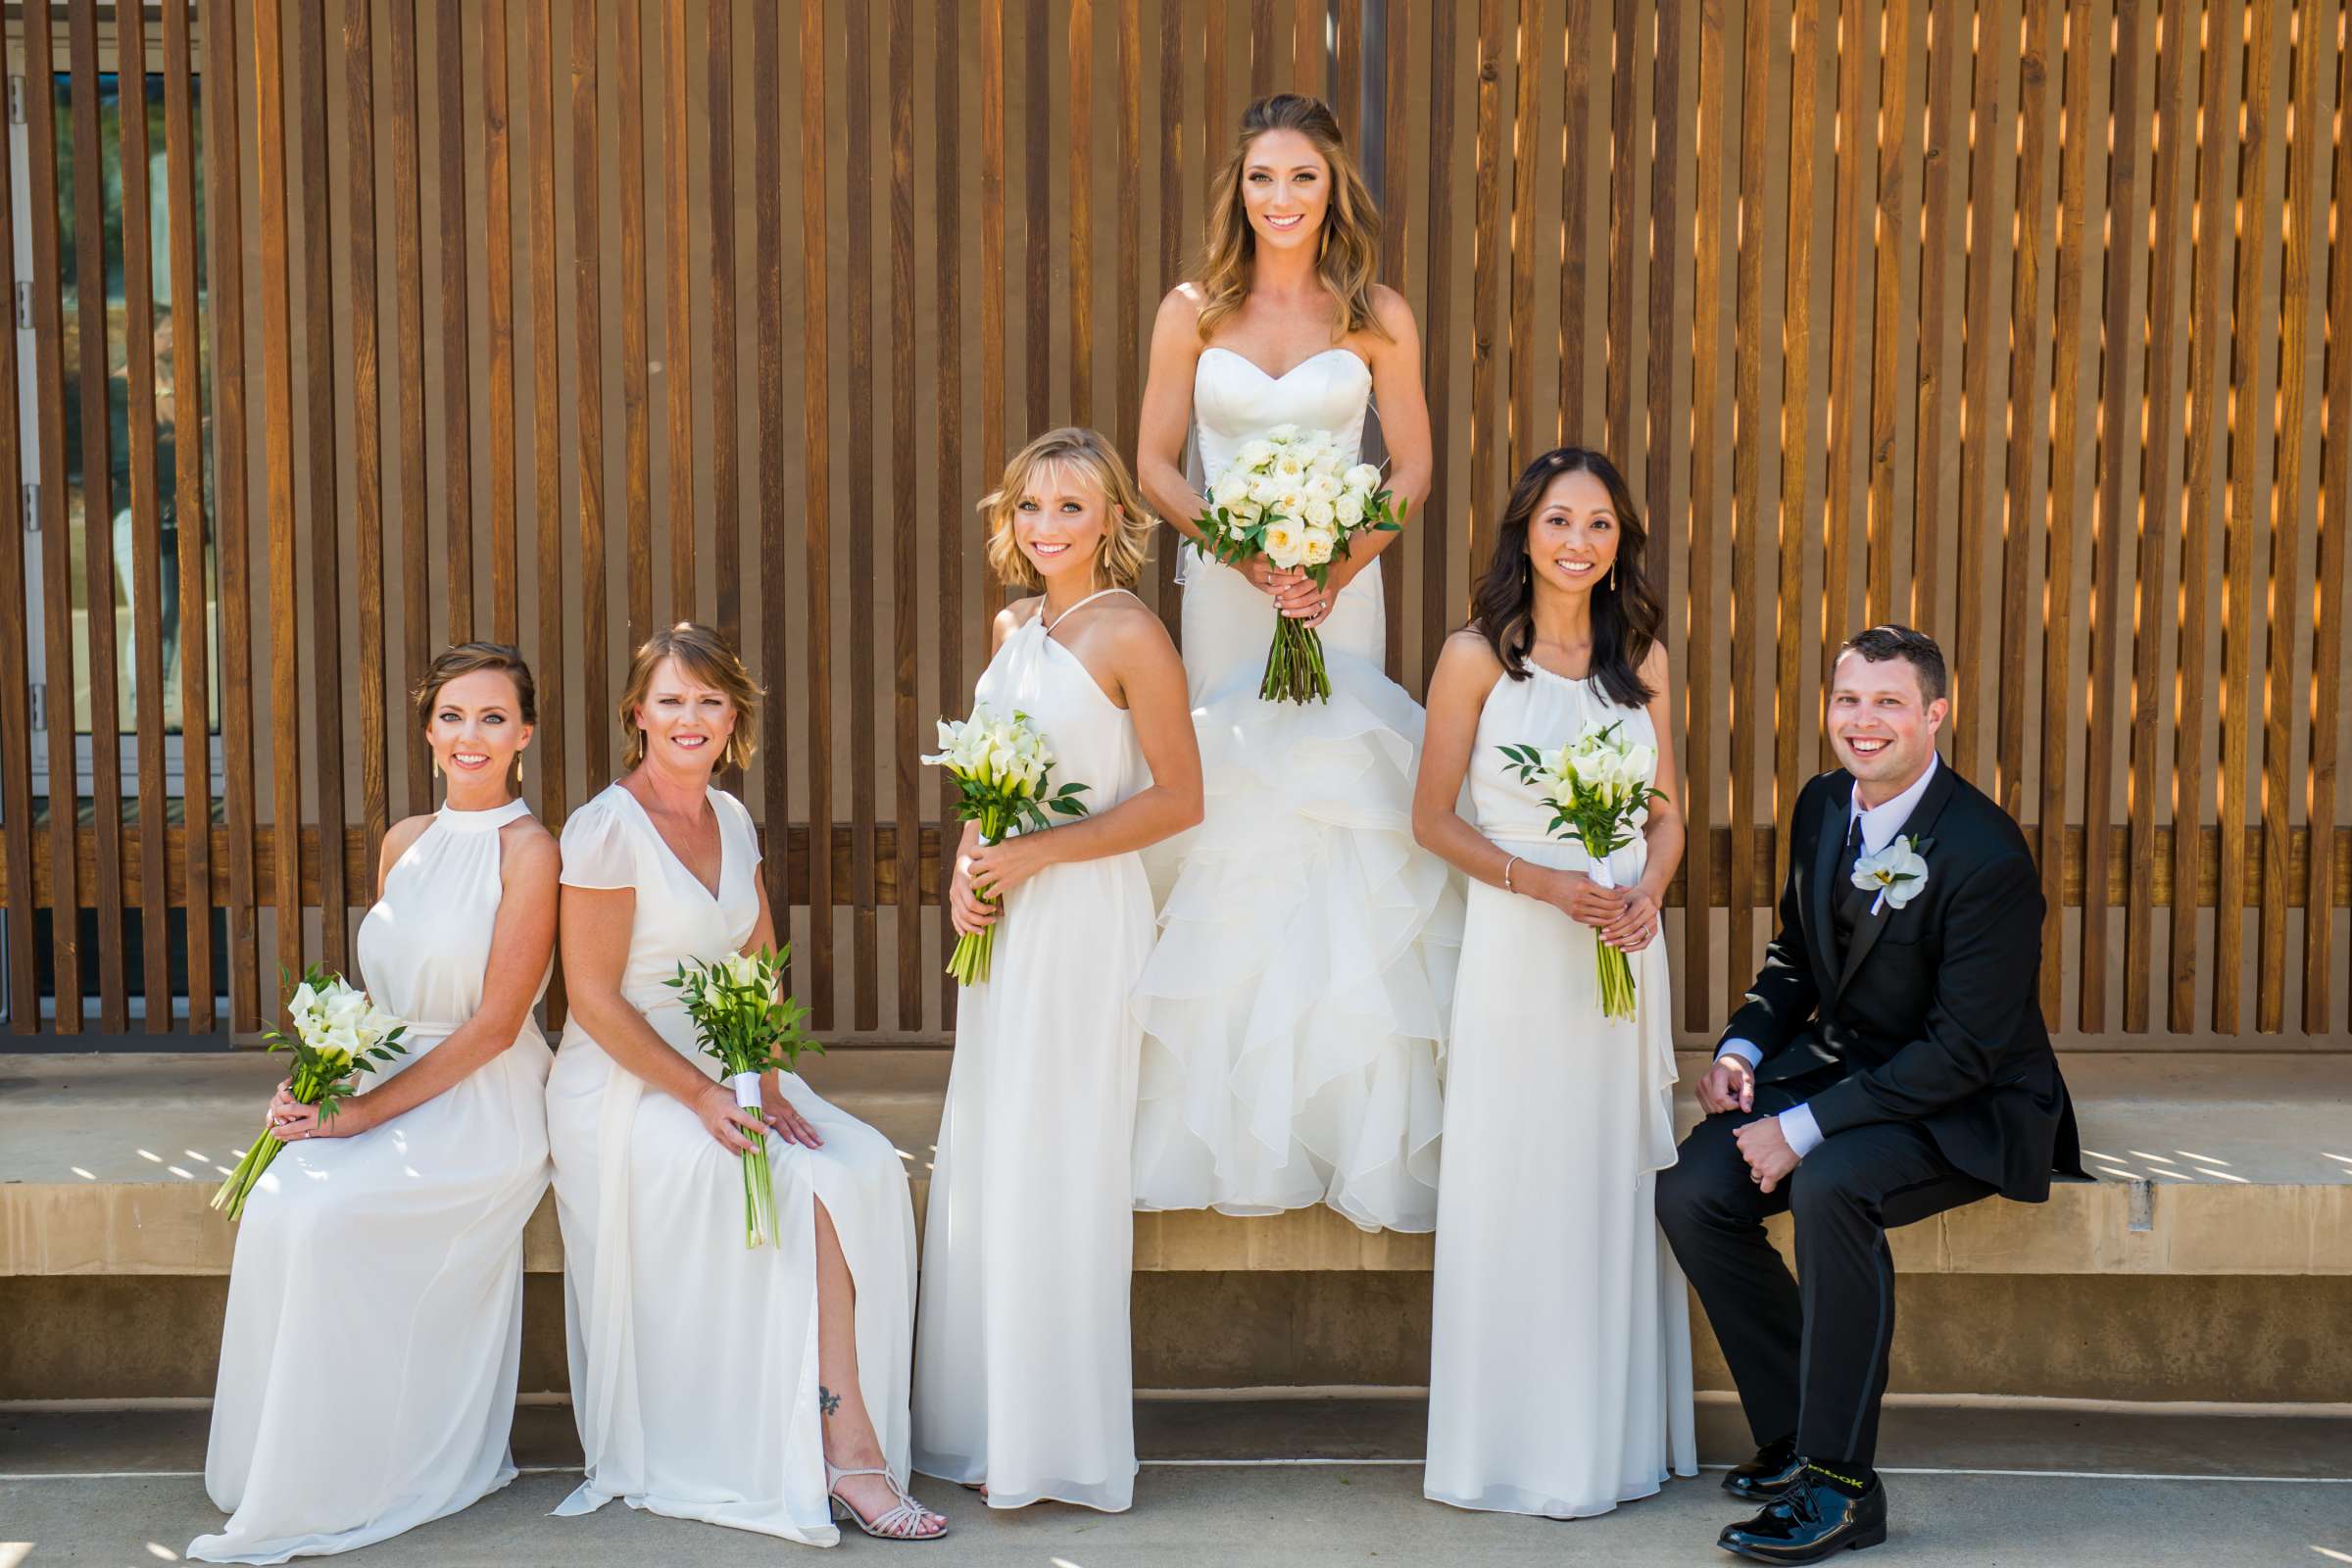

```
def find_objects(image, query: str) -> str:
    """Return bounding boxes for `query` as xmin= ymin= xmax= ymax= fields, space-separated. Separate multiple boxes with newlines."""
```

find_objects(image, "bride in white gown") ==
xmin=1131 ymin=93 xmax=1461 ymax=1233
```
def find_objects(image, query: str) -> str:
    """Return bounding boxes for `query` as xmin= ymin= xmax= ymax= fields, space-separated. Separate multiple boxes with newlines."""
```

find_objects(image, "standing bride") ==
xmin=1413 ymin=449 xmax=1696 ymax=1517
xmin=1130 ymin=92 xmax=1460 ymax=1232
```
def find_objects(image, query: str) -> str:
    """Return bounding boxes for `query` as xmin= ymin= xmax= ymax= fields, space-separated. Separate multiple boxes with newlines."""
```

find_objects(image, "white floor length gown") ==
xmin=1132 ymin=346 xmax=1462 ymax=1233
xmin=1422 ymin=665 xmax=1696 ymax=1518
xmin=545 ymin=784 xmax=918 ymax=1544
xmin=192 ymin=798 xmax=553 ymax=1565
xmin=913 ymin=591 xmax=1153 ymax=1511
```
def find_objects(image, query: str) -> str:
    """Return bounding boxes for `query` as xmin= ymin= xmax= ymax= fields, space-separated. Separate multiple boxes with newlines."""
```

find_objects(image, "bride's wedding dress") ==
xmin=1131 ymin=345 xmax=1462 ymax=1233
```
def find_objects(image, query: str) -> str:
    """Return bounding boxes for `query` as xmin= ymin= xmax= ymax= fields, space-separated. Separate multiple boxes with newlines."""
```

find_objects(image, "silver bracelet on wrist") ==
xmin=1501 ymin=854 xmax=1521 ymax=893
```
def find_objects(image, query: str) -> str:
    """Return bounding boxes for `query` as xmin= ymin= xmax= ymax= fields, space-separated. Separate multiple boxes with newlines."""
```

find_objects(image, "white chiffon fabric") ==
xmin=913 ymin=596 xmax=1153 ymax=1511
xmin=1422 ymin=665 xmax=1697 ymax=1518
xmin=544 ymin=783 xmax=918 ymax=1544
xmin=192 ymin=799 xmax=553 ymax=1565
xmin=1132 ymin=345 xmax=1462 ymax=1233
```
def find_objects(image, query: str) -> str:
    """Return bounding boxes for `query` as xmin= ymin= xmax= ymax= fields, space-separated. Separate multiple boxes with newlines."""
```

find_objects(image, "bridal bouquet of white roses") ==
xmin=666 ymin=945 xmax=821 ymax=1250
xmin=1498 ymin=719 xmax=1664 ymax=1020
xmin=924 ymin=705 xmax=1091 ymax=985
xmin=211 ymin=965 xmax=408 ymax=1221
xmin=1194 ymin=423 xmax=1405 ymax=703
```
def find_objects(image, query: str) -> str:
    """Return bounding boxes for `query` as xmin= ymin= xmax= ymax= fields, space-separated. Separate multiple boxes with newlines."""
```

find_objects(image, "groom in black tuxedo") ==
xmin=1656 ymin=625 xmax=2081 ymax=1563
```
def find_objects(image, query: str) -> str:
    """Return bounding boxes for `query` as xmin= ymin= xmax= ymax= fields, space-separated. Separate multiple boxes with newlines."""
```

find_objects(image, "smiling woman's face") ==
xmin=1241 ymin=127 xmax=1331 ymax=253
xmin=633 ymin=657 xmax=736 ymax=779
xmin=425 ymin=668 xmax=531 ymax=787
xmin=1525 ymin=468 xmax=1620 ymax=599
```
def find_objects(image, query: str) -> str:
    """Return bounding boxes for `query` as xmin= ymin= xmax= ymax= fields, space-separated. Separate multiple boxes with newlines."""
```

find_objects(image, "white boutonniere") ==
xmin=1852 ymin=833 xmax=1933 ymax=915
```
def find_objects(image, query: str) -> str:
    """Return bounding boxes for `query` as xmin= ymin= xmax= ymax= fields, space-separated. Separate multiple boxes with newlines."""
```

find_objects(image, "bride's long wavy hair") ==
xmin=1196 ymin=94 xmax=1389 ymax=347
xmin=1468 ymin=448 xmax=1662 ymax=710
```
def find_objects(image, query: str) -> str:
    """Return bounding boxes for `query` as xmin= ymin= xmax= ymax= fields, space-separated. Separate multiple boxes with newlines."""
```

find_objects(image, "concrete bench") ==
xmin=3 ymin=1048 xmax=2347 ymax=1403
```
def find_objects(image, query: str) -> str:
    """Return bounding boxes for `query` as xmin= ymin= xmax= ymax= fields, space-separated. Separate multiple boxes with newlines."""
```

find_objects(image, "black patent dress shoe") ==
xmin=1722 ymin=1436 xmax=1804 ymax=1502
xmin=1717 ymin=1471 xmax=1887 ymax=1563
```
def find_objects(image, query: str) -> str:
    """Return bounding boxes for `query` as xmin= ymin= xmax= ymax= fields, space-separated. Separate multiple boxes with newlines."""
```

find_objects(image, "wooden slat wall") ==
xmin=1 ymin=0 xmax=2346 ymax=1045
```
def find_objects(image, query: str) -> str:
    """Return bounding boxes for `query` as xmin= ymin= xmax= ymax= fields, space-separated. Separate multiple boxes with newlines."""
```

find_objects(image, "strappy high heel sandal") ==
xmin=825 ymin=1460 xmax=951 ymax=1542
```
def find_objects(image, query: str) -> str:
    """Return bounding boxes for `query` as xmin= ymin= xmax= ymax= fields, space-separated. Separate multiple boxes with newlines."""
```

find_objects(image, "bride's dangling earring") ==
xmin=1607 ymin=563 xmax=1616 ymax=592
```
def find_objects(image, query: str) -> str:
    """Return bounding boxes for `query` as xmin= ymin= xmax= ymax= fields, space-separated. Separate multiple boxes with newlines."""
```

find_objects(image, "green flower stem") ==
xmin=1261 ymin=616 xmax=1333 ymax=704
xmin=945 ymin=812 xmax=1010 ymax=985
xmin=210 ymin=1060 xmax=340 ymax=1221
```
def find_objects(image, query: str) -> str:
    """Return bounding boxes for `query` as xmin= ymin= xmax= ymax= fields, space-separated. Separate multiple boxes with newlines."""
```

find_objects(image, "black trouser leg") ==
xmin=1655 ymin=1107 xmax=1801 ymax=1447
xmin=1787 ymin=1123 xmax=1995 ymax=1468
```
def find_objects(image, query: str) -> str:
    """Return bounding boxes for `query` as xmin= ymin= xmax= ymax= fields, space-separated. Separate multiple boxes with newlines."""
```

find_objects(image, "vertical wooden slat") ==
xmin=2035 ymin=0 xmax=2095 ymax=1018
xmin=802 ymin=0 xmax=838 ymax=1027
xmin=1295 ymin=0 xmax=1322 ymax=92
xmin=2308 ymin=13 xmax=2352 ymax=1031
xmin=1951 ymin=0 xmax=2012 ymax=782
xmin=1117 ymin=0 xmax=1142 ymax=453
xmin=1251 ymin=0 xmax=1277 ymax=100
xmin=1070 ymin=0 xmax=1095 ymax=427
xmin=202 ymin=0 xmax=256 ymax=1027
xmin=938 ymin=0 xmax=967 ymax=1021
xmin=165 ymin=0 xmax=213 ymax=1031
xmin=756 ymin=0 xmax=792 ymax=972
xmin=662 ymin=0 xmax=694 ymax=623
xmin=1468 ymin=0 xmax=1502 ymax=573
xmin=845 ymin=0 xmax=879 ymax=1031
xmin=2215 ymin=0 xmax=2281 ymax=1031
xmin=619 ymin=0 xmax=653 ymax=651
xmin=69 ymin=7 xmax=128 ymax=1028
xmin=1646 ymin=0 xmax=1684 ymax=700
xmin=2257 ymin=0 xmax=2326 ymax=1031
xmin=1026 ymin=0 xmax=1053 ymax=436
xmin=1911 ymin=0 xmax=1963 ymax=630
xmin=485 ymin=0 xmax=520 ymax=645
xmin=1505 ymin=0 xmax=1540 ymax=474
xmin=529 ymin=0 xmax=566 ymax=827
xmin=1997 ymin=0 xmax=2057 ymax=819
xmin=437 ymin=0 xmax=475 ymax=643
xmin=390 ymin=0 xmax=432 ymax=813
xmin=2082 ymin=0 xmax=2149 ymax=1031
xmin=574 ymin=0 xmax=612 ymax=784
xmin=295 ymin=0 xmax=350 ymax=970
xmin=0 ymin=15 xmax=40 ymax=1028
xmin=1337 ymin=0 xmax=1362 ymax=141
xmin=1775 ymin=0 xmax=1825 ymax=891
xmin=24 ymin=1 xmax=82 ymax=1031
xmin=1558 ymin=0 xmax=1591 ymax=445
xmin=116 ymin=0 xmax=172 ymax=1028
xmin=1686 ymin=0 xmax=1729 ymax=1031
xmin=1208 ymin=0 xmax=1231 ymax=149
xmin=251 ymin=0 xmax=303 ymax=992
xmin=2128 ymin=0 xmax=2192 ymax=1032
xmin=1818 ymin=0 xmax=1867 ymax=773
xmin=1728 ymin=0 xmax=1771 ymax=1015
xmin=890 ymin=0 xmax=922 ymax=1027
xmin=2171 ymin=0 xmax=2235 ymax=1032
xmin=1382 ymin=0 xmax=1410 ymax=676
xmin=1422 ymin=0 xmax=1459 ymax=680
xmin=710 ymin=0 xmax=741 ymax=652
xmin=982 ymin=0 xmax=1007 ymax=472
xmin=344 ymin=0 xmax=390 ymax=870
xmin=1604 ymin=0 xmax=1639 ymax=460
xmin=1865 ymin=0 xmax=1912 ymax=629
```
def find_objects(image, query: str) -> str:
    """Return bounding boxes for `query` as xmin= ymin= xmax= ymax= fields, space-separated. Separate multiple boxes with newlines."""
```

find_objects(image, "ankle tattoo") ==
xmin=818 ymin=1384 xmax=842 ymax=1418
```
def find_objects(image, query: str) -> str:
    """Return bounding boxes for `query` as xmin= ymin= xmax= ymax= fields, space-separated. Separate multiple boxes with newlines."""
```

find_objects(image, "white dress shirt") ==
xmin=1720 ymin=753 xmax=1939 ymax=1158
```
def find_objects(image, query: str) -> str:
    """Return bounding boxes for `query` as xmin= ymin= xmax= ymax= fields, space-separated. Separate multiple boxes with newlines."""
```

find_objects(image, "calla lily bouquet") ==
xmin=924 ymin=705 xmax=1090 ymax=986
xmin=666 ymin=945 xmax=821 ymax=1249
xmin=1499 ymin=719 xmax=1665 ymax=1020
xmin=1194 ymin=423 xmax=1405 ymax=704
xmin=212 ymin=965 xmax=408 ymax=1221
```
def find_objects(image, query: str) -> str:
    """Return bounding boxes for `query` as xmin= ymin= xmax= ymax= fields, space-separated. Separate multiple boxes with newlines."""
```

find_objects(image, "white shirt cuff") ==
xmin=1779 ymin=1104 xmax=1825 ymax=1158
xmin=1717 ymin=1039 xmax=1762 ymax=1069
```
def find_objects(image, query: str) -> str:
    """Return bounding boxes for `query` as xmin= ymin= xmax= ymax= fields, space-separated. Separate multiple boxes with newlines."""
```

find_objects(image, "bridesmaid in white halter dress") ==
xmin=1131 ymin=93 xmax=1461 ymax=1234
xmin=546 ymin=623 xmax=944 ymax=1545
xmin=913 ymin=429 xmax=1201 ymax=1512
xmin=1412 ymin=451 xmax=1696 ymax=1518
xmin=194 ymin=644 xmax=557 ymax=1564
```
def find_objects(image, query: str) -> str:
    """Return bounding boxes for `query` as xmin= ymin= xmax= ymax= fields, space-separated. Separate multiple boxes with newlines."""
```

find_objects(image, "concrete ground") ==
xmin=4 ymin=1397 xmax=2346 ymax=1566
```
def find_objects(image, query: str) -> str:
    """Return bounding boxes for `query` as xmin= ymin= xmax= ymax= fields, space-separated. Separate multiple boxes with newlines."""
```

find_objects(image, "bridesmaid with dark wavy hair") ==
xmin=1411 ymin=448 xmax=1697 ymax=1519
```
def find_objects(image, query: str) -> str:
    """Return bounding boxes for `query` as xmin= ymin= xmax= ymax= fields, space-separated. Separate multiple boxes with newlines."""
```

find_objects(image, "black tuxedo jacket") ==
xmin=1720 ymin=760 xmax=2083 ymax=1201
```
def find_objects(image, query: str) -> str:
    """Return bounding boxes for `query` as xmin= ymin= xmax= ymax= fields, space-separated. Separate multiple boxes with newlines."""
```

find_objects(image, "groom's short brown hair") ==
xmin=1838 ymin=624 xmax=1947 ymax=703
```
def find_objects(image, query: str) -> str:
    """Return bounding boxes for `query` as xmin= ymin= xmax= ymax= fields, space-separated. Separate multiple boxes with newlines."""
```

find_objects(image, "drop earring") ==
xmin=1608 ymin=563 xmax=1616 ymax=591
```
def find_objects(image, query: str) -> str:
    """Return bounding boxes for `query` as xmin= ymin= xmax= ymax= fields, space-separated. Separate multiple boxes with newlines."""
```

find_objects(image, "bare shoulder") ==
xmin=1158 ymin=283 xmax=1207 ymax=332
xmin=498 ymin=816 xmax=562 ymax=880
xmin=993 ymin=596 xmax=1043 ymax=652
xmin=1431 ymin=626 xmax=1507 ymax=694
xmin=1102 ymin=593 xmax=1179 ymax=656
xmin=1367 ymin=284 xmax=1419 ymax=343
xmin=1639 ymin=637 xmax=1672 ymax=691
xmin=380 ymin=812 xmax=435 ymax=865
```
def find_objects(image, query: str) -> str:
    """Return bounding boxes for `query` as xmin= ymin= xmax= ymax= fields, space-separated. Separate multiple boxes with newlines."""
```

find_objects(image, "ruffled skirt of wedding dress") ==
xmin=1132 ymin=553 xmax=1463 ymax=1233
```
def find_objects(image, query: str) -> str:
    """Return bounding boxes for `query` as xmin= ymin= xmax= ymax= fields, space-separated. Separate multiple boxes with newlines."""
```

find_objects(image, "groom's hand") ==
xmin=1734 ymin=1116 xmax=1801 ymax=1194
xmin=1696 ymin=1052 xmax=1756 ymax=1115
